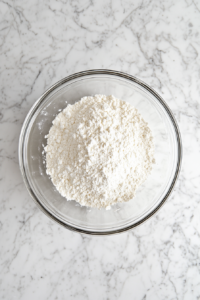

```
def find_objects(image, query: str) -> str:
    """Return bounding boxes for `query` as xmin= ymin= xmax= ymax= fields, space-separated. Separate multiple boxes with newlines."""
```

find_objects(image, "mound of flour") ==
xmin=45 ymin=95 xmax=155 ymax=209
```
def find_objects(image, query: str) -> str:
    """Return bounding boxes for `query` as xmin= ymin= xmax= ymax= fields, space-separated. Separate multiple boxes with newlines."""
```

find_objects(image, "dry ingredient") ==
xmin=45 ymin=95 xmax=155 ymax=209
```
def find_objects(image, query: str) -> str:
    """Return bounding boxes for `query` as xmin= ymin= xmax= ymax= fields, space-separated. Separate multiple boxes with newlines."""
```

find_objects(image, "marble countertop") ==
xmin=1 ymin=0 xmax=200 ymax=299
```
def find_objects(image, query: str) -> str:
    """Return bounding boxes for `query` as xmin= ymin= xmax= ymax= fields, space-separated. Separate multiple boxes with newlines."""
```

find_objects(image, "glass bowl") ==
xmin=19 ymin=70 xmax=182 ymax=235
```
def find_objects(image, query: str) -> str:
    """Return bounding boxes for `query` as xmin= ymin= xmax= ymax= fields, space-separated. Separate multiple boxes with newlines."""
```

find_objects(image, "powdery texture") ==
xmin=45 ymin=95 xmax=155 ymax=209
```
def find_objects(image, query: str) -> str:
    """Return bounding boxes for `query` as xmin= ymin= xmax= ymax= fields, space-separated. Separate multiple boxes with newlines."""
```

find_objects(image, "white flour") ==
xmin=45 ymin=95 xmax=155 ymax=209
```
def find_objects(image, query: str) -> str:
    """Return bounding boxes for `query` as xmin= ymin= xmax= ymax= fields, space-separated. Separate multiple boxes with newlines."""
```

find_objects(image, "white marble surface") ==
xmin=0 ymin=0 xmax=200 ymax=299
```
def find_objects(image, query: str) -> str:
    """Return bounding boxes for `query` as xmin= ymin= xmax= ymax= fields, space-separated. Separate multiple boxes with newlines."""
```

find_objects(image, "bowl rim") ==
xmin=18 ymin=69 xmax=182 ymax=235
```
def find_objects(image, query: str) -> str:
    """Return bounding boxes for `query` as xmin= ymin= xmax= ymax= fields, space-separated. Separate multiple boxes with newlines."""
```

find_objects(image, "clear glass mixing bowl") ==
xmin=19 ymin=70 xmax=182 ymax=235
